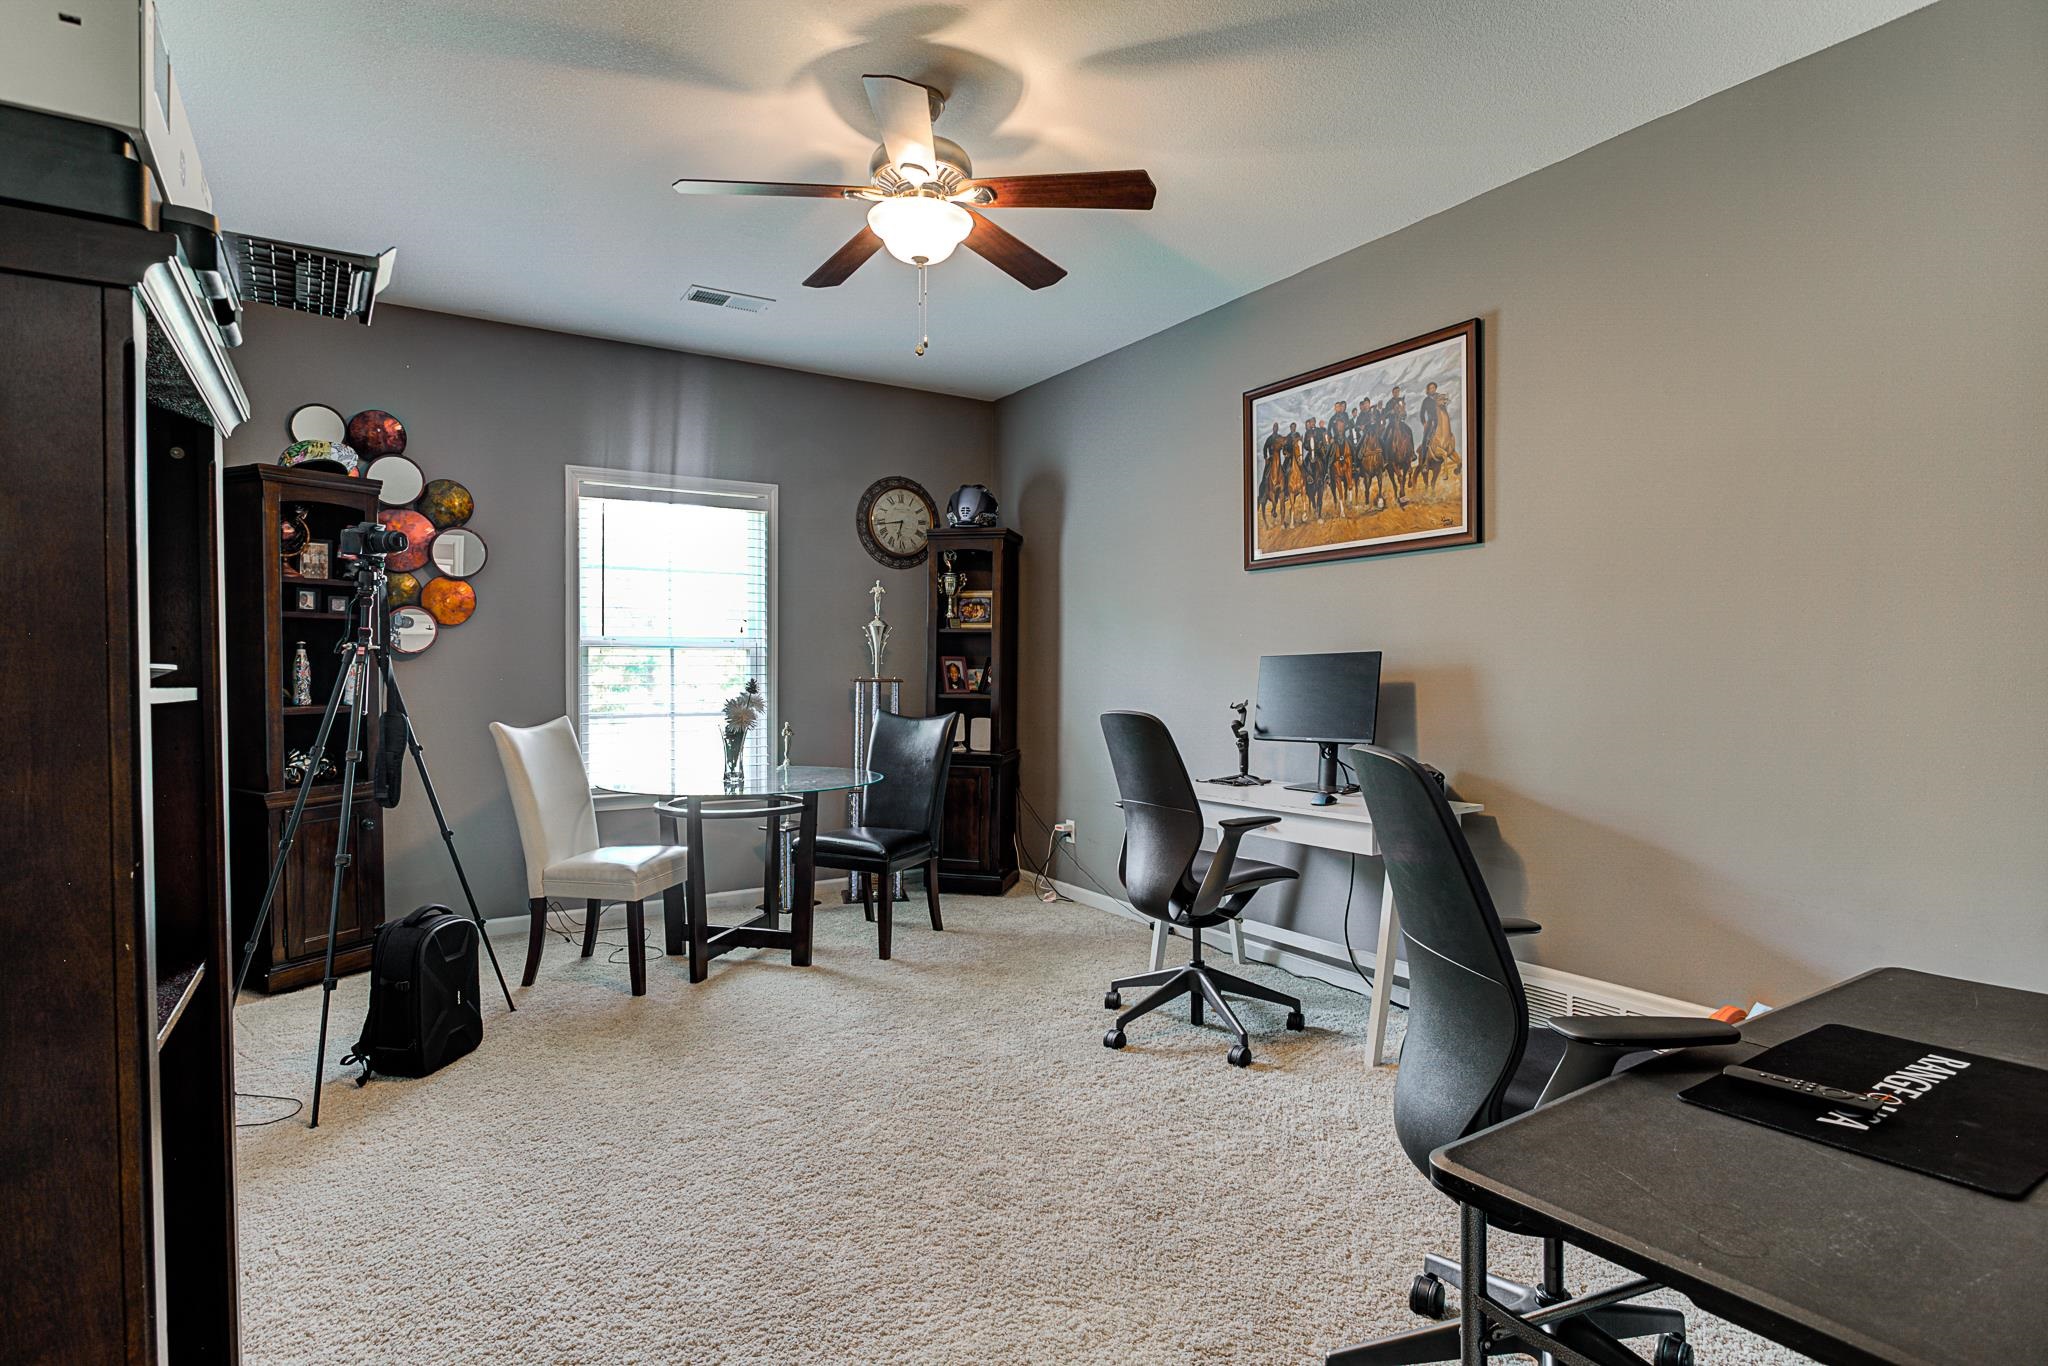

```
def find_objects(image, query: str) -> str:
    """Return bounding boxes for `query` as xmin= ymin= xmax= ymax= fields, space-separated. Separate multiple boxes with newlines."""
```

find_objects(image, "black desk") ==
xmin=1432 ymin=968 xmax=2048 ymax=1366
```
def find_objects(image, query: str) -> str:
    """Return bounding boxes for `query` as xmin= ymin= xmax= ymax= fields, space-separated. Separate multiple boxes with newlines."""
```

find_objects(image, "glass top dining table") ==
xmin=596 ymin=762 xmax=880 ymax=804
xmin=594 ymin=763 xmax=882 ymax=983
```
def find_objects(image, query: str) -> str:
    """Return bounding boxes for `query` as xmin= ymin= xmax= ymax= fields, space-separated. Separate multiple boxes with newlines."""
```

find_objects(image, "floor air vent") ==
xmin=684 ymin=285 xmax=774 ymax=313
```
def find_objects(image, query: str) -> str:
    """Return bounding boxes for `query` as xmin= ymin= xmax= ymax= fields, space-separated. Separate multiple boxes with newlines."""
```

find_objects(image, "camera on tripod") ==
xmin=338 ymin=520 xmax=408 ymax=562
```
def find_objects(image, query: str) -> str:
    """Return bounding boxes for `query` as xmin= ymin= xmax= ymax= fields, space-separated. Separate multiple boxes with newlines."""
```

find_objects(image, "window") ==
xmin=565 ymin=467 xmax=776 ymax=795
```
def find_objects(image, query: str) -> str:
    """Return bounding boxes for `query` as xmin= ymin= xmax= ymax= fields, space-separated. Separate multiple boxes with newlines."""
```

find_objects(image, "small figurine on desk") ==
xmin=780 ymin=721 xmax=792 ymax=768
xmin=1203 ymin=699 xmax=1271 ymax=786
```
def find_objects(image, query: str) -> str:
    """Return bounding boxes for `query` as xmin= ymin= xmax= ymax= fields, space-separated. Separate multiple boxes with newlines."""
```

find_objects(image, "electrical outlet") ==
xmin=1052 ymin=819 xmax=1077 ymax=842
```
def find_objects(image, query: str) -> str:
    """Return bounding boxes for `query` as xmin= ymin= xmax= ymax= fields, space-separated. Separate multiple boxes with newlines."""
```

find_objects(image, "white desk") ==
xmin=1192 ymin=782 xmax=1482 ymax=1067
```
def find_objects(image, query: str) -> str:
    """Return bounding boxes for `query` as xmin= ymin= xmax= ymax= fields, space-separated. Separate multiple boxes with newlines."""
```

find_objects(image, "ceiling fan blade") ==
xmin=962 ymin=209 xmax=1067 ymax=290
xmin=862 ymin=74 xmax=940 ymax=183
xmin=672 ymin=178 xmax=870 ymax=198
xmin=803 ymin=226 xmax=886 ymax=288
xmin=960 ymin=170 xmax=1157 ymax=210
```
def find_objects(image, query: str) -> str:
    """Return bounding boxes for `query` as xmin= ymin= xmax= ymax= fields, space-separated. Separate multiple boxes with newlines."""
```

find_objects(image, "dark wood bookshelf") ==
xmin=926 ymin=526 xmax=1021 ymax=894
xmin=224 ymin=466 xmax=388 ymax=993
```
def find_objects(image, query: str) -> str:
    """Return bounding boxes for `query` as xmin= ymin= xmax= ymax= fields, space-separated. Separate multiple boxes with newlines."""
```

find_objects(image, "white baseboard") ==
xmin=1052 ymin=878 xmax=1708 ymax=1020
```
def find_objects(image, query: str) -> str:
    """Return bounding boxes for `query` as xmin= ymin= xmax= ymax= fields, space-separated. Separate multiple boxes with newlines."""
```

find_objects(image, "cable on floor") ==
xmin=1338 ymin=850 xmax=1407 ymax=1012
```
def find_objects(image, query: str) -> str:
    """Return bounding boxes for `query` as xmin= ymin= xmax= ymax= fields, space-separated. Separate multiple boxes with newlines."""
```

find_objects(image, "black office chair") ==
xmin=1326 ymin=746 xmax=1740 ymax=1366
xmin=812 ymin=711 xmax=955 ymax=960
xmin=1098 ymin=711 xmax=1305 ymax=1067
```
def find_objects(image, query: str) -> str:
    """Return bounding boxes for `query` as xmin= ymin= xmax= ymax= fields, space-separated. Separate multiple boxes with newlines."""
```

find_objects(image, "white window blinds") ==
xmin=565 ymin=468 xmax=776 ymax=794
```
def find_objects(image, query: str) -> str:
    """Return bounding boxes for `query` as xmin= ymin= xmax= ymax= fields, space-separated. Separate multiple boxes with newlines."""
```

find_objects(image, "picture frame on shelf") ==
xmin=966 ymin=667 xmax=987 ymax=693
xmin=326 ymin=594 xmax=350 ymax=614
xmin=293 ymin=588 xmax=318 ymax=612
xmin=298 ymin=541 xmax=332 ymax=579
xmin=955 ymin=590 xmax=994 ymax=628
xmin=940 ymin=656 xmax=969 ymax=695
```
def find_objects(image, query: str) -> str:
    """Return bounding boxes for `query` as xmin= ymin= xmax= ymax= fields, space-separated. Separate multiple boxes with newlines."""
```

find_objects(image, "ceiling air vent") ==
xmin=684 ymin=285 xmax=774 ymax=314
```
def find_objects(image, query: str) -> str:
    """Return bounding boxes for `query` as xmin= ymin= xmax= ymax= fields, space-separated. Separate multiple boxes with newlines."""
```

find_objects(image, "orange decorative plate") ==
xmin=421 ymin=575 xmax=476 ymax=626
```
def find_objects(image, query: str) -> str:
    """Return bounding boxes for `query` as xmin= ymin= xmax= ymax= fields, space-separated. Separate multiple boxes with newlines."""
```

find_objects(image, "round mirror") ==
xmin=287 ymin=403 xmax=347 ymax=444
xmin=430 ymin=527 xmax=487 ymax=577
xmin=365 ymin=454 xmax=425 ymax=505
xmin=389 ymin=606 xmax=439 ymax=656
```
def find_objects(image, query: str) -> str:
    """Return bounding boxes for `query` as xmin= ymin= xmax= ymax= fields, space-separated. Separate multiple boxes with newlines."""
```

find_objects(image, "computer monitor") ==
xmin=1252 ymin=651 xmax=1382 ymax=804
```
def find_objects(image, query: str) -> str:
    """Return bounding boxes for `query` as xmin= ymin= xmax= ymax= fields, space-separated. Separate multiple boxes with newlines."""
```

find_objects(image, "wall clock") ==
xmin=856 ymin=476 xmax=937 ymax=569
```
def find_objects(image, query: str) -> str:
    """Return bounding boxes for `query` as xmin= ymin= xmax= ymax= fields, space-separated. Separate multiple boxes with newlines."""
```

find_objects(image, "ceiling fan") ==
xmin=672 ymin=74 xmax=1155 ymax=353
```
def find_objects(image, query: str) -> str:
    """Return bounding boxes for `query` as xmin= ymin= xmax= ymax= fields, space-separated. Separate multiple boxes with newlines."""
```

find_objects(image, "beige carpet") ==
xmin=233 ymin=891 xmax=1804 ymax=1364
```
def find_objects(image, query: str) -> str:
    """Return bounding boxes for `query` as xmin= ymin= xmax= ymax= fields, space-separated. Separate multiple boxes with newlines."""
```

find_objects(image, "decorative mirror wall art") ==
xmin=267 ymin=405 xmax=491 ymax=653
xmin=376 ymin=509 xmax=435 ymax=573
xmin=418 ymin=478 xmax=474 ymax=528
xmin=288 ymin=403 xmax=348 ymax=444
xmin=365 ymin=454 xmax=425 ymax=505
xmin=430 ymin=527 xmax=487 ymax=577
xmin=421 ymin=576 xmax=476 ymax=626
xmin=346 ymin=408 xmax=407 ymax=455
xmin=388 ymin=606 xmax=439 ymax=655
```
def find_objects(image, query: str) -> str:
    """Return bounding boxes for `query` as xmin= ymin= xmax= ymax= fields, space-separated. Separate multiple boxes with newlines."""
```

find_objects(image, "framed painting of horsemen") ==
xmin=1243 ymin=318 xmax=1481 ymax=569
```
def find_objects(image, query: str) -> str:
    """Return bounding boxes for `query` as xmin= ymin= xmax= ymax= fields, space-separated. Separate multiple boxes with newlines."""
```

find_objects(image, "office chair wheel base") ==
xmin=1285 ymin=1010 xmax=1305 ymax=1032
xmin=1103 ymin=991 xmax=1121 ymax=1010
xmin=1653 ymin=1334 xmax=1692 ymax=1366
xmin=1409 ymin=1273 xmax=1448 ymax=1320
xmin=1227 ymin=1044 xmax=1252 ymax=1068
xmin=1103 ymin=1028 xmax=1126 ymax=1050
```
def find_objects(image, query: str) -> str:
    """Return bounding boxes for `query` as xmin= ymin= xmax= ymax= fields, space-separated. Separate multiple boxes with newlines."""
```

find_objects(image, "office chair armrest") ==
xmin=1216 ymin=814 xmax=1282 ymax=833
xmin=1499 ymin=916 xmax=1542 ymax=935
xmin=1536 ymin=1016 xmax=1742 ymax=1107
xmin=1187 ymin=816 xmax=1280 ymax=918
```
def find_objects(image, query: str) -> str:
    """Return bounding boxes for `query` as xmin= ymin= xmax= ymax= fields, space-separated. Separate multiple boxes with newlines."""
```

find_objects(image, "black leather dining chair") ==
xmin=1325 ymin=745 xmax=1740 ymax=1366
xmin=812 ymin=711 xmax=956 ymax=959
xmin=1098 ymin=710 xmax=1305 ymax=1067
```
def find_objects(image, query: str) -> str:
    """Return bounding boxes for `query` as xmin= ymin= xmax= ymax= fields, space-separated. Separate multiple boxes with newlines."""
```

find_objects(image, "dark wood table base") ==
xmin=657 ymin=792 xmax=819 ymax=983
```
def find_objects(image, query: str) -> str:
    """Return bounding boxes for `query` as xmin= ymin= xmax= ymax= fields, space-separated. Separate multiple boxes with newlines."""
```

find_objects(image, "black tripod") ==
xmin=233 ymin=542 xmax=514 ymax=1128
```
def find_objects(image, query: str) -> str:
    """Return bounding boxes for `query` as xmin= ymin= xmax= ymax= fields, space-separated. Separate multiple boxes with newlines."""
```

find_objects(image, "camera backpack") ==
xmin=343 ymin=904 xmax=483 ymax=1081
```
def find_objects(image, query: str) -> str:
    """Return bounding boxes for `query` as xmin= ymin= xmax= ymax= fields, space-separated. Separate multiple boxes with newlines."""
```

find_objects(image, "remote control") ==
xmin=1722 ymin=1064 xmax=1889 ymax=1114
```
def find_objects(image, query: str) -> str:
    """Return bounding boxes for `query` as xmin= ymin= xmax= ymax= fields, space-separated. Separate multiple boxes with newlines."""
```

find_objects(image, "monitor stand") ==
xmin=1283 ymin=743 xmax=1360 ymax=807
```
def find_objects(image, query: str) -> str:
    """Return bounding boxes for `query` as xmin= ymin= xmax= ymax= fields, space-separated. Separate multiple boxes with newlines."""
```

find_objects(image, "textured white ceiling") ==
xmin=162 ymin=0 xmax=1930 ymax=399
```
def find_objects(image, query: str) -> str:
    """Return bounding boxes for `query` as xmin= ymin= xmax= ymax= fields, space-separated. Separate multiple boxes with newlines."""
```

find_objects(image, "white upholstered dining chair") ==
xmin=489 ymin=716 xmax=689 ymax=997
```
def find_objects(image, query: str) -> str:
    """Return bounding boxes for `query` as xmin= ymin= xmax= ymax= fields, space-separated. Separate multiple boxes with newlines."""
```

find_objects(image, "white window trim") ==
xmin=563 ymin=465 xmax=779 ymax=807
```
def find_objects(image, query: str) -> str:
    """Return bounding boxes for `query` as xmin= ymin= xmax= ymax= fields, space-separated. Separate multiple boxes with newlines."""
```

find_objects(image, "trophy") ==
xmin=862 ymin=580 xmax=892 ymax=678
xmin=780 ymin=721 xmax=793 ymax=768
xmin=938 ymin=551 xmax=963 ymax=626
xmin=1203 ymin=699 xmax=1271 ymax=786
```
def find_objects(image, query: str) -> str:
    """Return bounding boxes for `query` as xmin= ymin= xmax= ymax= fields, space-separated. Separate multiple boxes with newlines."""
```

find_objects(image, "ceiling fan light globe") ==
xmin=866 ymin=197 xmax=972 ymax=267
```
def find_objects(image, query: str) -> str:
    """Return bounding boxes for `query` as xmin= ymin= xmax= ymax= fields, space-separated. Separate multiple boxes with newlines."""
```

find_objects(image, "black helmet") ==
xmin=946 ymin=484 xmax=1000 ymax=527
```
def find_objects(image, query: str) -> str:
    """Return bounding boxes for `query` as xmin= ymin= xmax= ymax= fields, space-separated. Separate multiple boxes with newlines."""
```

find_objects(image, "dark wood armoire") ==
xmin=0 ymin=201 xmax=241 ymax=1362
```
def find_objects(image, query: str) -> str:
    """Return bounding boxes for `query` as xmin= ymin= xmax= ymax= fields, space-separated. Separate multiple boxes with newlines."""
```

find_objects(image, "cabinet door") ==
xmin=940 ymin=763 xmax=994 ymax=873
xmin=281 ymin=802 xmax=379 ymax=961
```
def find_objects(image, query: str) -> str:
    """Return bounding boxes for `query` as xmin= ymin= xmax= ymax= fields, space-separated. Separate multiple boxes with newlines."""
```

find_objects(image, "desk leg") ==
xmin=1367 ymin=866 xmax=1401 ymax=1067
xmin=661 ymin=810 xmax=688 ymax=956
xmin=685 ymin=798 xmax=709 ymax=983
xmin=761 ymin=806 xmax=782 ymax=928
xmin=790 ymin=793 xmax=817 ymax=967
xmin=1459 ymin=1203 xmax=1487 ymax=1366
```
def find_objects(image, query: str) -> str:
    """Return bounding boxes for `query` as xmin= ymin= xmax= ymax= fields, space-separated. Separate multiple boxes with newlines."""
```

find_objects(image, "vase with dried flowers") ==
xmin=720 ymin=678 xmax=763 ymax=789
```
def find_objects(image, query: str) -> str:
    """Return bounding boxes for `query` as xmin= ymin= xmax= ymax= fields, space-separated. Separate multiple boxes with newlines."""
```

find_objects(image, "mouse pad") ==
xmin=1679 ymin=1023 xmax=2048 ymax=1199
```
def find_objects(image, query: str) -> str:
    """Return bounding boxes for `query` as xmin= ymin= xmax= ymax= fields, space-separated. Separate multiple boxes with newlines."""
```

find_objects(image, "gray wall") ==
xmin=995 ymin=0 xmax=2048 ymax=1007
xmin=225 ymin=305 xmax=993 ymax=916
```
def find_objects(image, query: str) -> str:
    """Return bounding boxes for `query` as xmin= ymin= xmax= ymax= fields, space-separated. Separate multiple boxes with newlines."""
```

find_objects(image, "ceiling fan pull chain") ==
xmin=914 ymin=261 xmax=930 ymax=356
